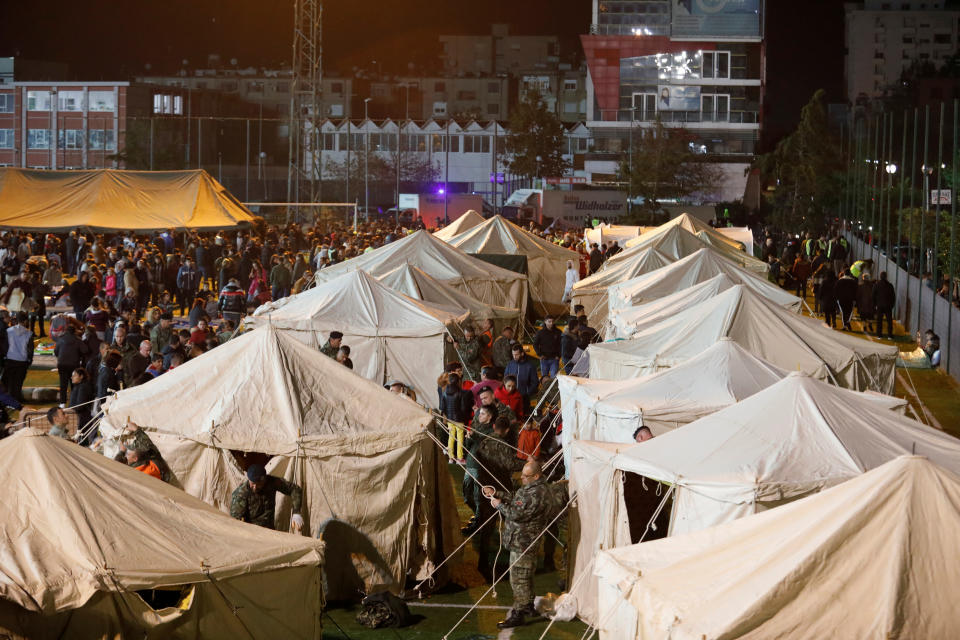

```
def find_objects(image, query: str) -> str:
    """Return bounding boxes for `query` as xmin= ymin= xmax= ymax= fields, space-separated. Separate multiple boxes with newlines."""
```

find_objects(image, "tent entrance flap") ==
xmin=622 ymin=472 xmax=672 ymax=543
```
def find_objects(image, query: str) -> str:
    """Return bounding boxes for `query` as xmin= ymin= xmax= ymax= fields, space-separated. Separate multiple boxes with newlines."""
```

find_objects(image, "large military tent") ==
xmin=376 ymin=263 xmax=522 ymax=328
xmin=588 ymin=285 xmax=898 ymax=393
xmin=594 ymin=456 xmax=960 ymax=640
xmin=607 ymin=247 xmax=800 ymax=317
xmin=0 ymin=168 xmax=257 ymax=230
xmin=624 ymin=213 xmax=744 ymax=253
xmin=99 ymin=327 xmax=459 ymax=601
xmin=715 ymin=225 xmax=754 ymax=255
xmin=0 ymin=428 xmax=325 ymax=640
xmin=567 ymin=374 xmax=942 ymax=625
xmin=248 ymin=270 xmax=468 ymax=407
xmin=432 ymin=209 xmax=485 ymax=240
xmin=437 ymin=214 xmax=579 ymax=313
xmin=557 ymin=338 xmax=790 ymax=453
xmin=607 ymin=274 xmax=737 ymax=339
xmin=583 ymin=223 xmax=648 ymax=251
xmin=313 ymin=230 xmax=529 ymax=319
xmin=570 ymin=248 xmax=674 ymax=323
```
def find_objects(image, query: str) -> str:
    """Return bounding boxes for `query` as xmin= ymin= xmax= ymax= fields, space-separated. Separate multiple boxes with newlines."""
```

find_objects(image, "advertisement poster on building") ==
xmin=671 ymin=0 xmax=761 ymax=38
xmin=657 ymin=85 xmax=701 ymax=111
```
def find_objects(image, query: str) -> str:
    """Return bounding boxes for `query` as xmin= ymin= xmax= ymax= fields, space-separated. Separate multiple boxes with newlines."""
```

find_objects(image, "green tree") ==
xmin=618 ymin=117 xmax=721 ymax=221
xmin=755 ymin=89 xmax=844 ymax=232
xmin=504 ymin=90 xmax=569 ymax=179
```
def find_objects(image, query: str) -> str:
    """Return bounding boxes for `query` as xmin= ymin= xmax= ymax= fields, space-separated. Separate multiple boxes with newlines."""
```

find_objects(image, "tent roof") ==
xmin=376 ymin=264 xmax=520 ymax=321
xmin=0 ymin=168 xmax=257 ymax=231
xmin=573 ymin=247 xmax=675 ymax=293
xmin=438 ymin=215 xmax=579 ymax=260
xmin=250 ymin=269 xmax=468 ymax=336
xmin=0 ymin=428 xmax=323 ymax=613
xmin=609 ymin=274 xmax=737 ymax=338
xmin=608 ymin=248 xmax=799 ymax=313
xmin=625 ymin=213 xmax=743 ymax=252
xmin=579 ymin=373 xmax=943 ymax=503
xmin=596 ymin=456 xmax=960 ymax=639
xmin=559 ymin=338 xmax=789 ymax=437
xmin=433 ymin=209 xmax=486 ymax=240
xmin=102 ymin=326 xmax=433 ymax=455
xmin=313 ymin=230 xmax=525 ymax=285
xmin=588 ymin=284 xmax=897 ymax=388
xmin=616 ymin=222 xmax=768 ymax=276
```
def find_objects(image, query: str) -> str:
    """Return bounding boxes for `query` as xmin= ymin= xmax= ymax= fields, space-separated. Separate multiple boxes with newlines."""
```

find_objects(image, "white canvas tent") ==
xmin=607 ymin=247 xmax=800 ymax=317
xmin=99 ymin=326 xmax=459 ymax=601
xmin=716 ymin=225 xmax=754 ymax=255
xmin=624 ymin=213 xmax=744 ymax=253
xmin=570 ymin=248 xmax=674 ymax=323
xmin=568 ymin=374 xmax=936 ymax=626
xmin=557 ymin=338 xmax=789 ymax=455
xmin=432 ymin=209 xmax=485 ymax=240
xmin=607 ymin=274 xmax=737 ymax=339
xmin=313 ymin=230 xmax=529 ymax=319
xmin=583 ymin=224 xmax=648 ymax=251
xmin=376 ymin=263 xmax=521 ymax=329
xmin=588 ymin=284 xmax=898 ymax=393
xmin=248 ymin=269 xmax=468 ymax=407
xmin=0 ymin=428 xmax=325 ymax=640
xmin=437 ymin=214 xmax=579 ymax=312
xmin=593 ymin=456 xmax=960 ymax=640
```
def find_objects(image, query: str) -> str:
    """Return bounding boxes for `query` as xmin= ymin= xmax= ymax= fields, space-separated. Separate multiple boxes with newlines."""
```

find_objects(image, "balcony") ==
xmin=592 ymin=108 xmax=760 ymax=124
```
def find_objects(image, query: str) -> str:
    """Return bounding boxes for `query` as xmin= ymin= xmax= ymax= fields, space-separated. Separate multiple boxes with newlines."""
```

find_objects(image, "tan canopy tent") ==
xmin=0 ymin=168 xmax=257 ymax=231
xmin=314 ymin=229 xmax=529 ymax=319
xmin=433 ymin=209 xmax=486 ymax=240
xmin=437 ymin=215 xmax=579 ymax=313
xmin=624 ymin=213 xmax=745 ymax=253
xmin=99 ymin=326 xmax=459 ymax=601
xmin=0 ymin=428 xmax=324 ymax=640
xmin=247 ymin=269 xmax=469 ymax=407
xmin=571 ymin=248 xmax=675 ymax=324
xmin=594 ymin=456 xmax=960 ymax=639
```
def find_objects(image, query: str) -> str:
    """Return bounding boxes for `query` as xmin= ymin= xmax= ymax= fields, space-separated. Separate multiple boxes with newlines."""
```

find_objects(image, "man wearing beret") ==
xmin=230 ymin=464 xmax=305 ymax=532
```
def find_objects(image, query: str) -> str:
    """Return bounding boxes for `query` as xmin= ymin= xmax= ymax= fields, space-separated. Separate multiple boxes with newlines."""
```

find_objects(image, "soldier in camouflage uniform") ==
xmin=113 ymin=421 xmax=172 ymax=482
xmin=319 ymin=330 xmax=343 ymax=358
xmin=454 ymin=325 xmax=482 ymax=381
xmin=473 ymin=416 xmax=525 ymax=579
xmin=230 ymin=464 xmax=305 ymax=531
xmin=485 ymin=459 xmax=568 ymax=629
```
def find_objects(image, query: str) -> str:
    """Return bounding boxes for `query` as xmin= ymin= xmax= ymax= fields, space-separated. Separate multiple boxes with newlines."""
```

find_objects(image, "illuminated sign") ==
xmin=671 ymin=0 xmax=761 ymax=38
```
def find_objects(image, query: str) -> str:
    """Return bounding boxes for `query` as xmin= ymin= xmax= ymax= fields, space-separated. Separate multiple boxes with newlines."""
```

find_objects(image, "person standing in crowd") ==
xmin=470 ymin=366 xmax=501 ymax=406
xmin=532 ymin=315 xmax=562 ymax=380
xmin=3 ymin=313 xmax=33 ymax=403
xmin=68 ymin=271 xmax=96 ymax=319
xmin=454 ymin=325 xmax=482 ymax=381
xmin=438 ymin=371 xmax=473 ymax=424
xmin=588 ymin=243 xmax=603 ymax=274
xmin=790 ymin=252 xmax=812 ymax=299
xmin=873 ymin=271 xmax=896 ymax=339
xmin=269 ymin=255 xmax=292 ymax=301
xmin=562 ymin=260 xmax=580 ymax=304
xmin=494 ymin=374 xmax=524 ymax=419
xmin=218 ymin=277 xmax=246 ymax=326
xmin=492 ymin=325 xmax=516 ymax=371
xmin=54 ymin=322 xmax=89 ymax=405
xmin=69 ymin=368 xmax=95 ymax=445
xmin=176 ymin=258 xmax=200 ymax=316
xmin=856 ymin=272 xmax=876 ymax=334
xmin=230 ymin=464 xmax=304 ymax=532
xmin=820 ymin=269 xmax=838 ymax=329
xmin=504 ymin=344 xmax=539 ymax=414
xmin=835 ymin=268 xmax=858 ymax=331
xmin=560 ymin=317 xmax=580 ymax=373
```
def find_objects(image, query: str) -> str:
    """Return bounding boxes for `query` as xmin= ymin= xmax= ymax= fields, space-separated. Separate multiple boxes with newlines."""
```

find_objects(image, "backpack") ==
xmin=355 ymin=591 xmax=413 ymax=629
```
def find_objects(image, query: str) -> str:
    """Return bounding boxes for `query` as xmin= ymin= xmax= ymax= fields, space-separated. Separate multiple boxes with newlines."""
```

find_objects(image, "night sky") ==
xmin=0 ymin=0 xmax=846 ymax=150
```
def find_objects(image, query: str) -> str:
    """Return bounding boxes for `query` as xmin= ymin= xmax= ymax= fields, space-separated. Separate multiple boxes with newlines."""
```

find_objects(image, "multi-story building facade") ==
xmin=439 ymin=24 xmax=561 ymax=77
xmin=580 ymin=0 xmax=765 ymax=201
xmin=845 ymin=0 xmax=960 ymax=103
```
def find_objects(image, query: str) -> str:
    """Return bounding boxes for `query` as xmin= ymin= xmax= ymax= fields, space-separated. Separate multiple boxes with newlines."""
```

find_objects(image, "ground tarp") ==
xmin=99 ymin=326 xmax=459 ymax=601
xmin=0 ymin=428 xmax=324 ymax=640
xmin=438 ymin=215 xmax=579 ymax=313
xmin=313 ymin=230 xmax=529 ymax=320
xmin=594 ymin=456 xmax=960 ymax=640
xmin=248 ymin=270 xmax=469 ymax=407
xmin=0 ymin=168 xmax=257 ymax=231
xmin=588 ymin=284 xmax=899 ymax=393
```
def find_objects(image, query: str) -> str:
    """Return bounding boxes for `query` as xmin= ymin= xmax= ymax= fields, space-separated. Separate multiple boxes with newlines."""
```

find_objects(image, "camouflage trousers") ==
xmin=509 ymin=549 xmax=536 ymax=609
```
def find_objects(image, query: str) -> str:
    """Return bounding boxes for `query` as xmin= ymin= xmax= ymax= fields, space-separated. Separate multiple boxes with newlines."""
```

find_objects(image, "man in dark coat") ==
xmin=872 ymin=271 xmax=896 ymax=338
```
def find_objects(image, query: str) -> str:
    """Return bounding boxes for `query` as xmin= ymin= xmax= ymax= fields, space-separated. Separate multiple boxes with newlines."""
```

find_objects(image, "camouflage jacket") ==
xmin=230 ymin=476 xmax=303 ymax=529
xmin=471 ymin=400 xmax=515 ymax=430
xmin=474 ymin=433 xmax=524 ymax=492
xmin=495 ymin=477 xmax=568 ymax=553
xmin=319 ymin=341 xmax=338 ymax=358
xmin=459 ymin=337 xmax=482 ymax=377
xmin=114 ymin=427 xmax=171 ymax=482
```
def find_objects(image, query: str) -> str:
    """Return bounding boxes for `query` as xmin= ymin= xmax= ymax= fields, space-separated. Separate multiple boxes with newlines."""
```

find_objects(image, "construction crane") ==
xmin=286 ymin=0 xmax=323 ymax=220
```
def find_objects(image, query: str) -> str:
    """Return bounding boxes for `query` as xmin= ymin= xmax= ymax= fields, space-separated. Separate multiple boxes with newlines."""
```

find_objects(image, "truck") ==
xmin=500 ymin=189 xmax=627 ymax=226
xmin=397 ymin=193 xmax=484 ymax=228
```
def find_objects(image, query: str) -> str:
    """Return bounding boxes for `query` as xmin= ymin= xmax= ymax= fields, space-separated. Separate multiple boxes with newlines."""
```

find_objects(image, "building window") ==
xmin=701 ymin=51 xmax=730 ymax=80
xmin=88 ymin=91 xmax=116 ymax=112
xmin=329 ymin=103 xmax=344 ymax=117
xmin=701 ymin=94 xmax=730 ymax=122
xmin=275 ymin=82 xmax=290 ymax=93
xmin=221 ymin=81 xmax=238 ymax=92
xmin=0 ymin=129 xmax=13 ymax=149
xmin=433 ymin=101 xmax=447 ymax=116
xmin=88 ymin=129 xmax=116 ymax=151
xmin=247 ymin=81 xmax=264 ymax=93
xmin=564 ymin=79 xmax=578 ymax=92
xmin=0 ymin=94 xmax=13 ymax=113
xmin=28 ymin=129 xmax=50 ymax=149
xmin=173 ymin=95 xmax=183 ymax=115
xmin=457 ymin=90 xmax=477 ymax=100
xmin=331 ymin=82 xmax=343 ymax=94
xmin=563 ymin=101 xmax=579 ymax=113
xmin=431 ymin=134 xmax=443 ymax=153
xmin=58 ymin=129 xmax=84 ymax=149
xmin=322 ymin=132 xmax=336 ymax=150
xmin=903 ymin=35 xmax=914 ymax=43
xmin=904 ymin=17 xmax=916 ymax=27
xmin=935 ymin=33 xmax=952 ymax=44
xmin=57 ymin=91 xmax=84 ymax=111
xmin=487 ymin=103 xmax=499 ymax=114
xmin=27 ymin=91 xmax=52 ymax=111
xmin=435 ymin=81 xmax=446 ymax=93
xmin=633 ymin=93 xmax=657 ymax=121
xmin=488 ymin=82 xmax=500 ymax=93
xmin=402 ymin=134 xmax=427 ymax=152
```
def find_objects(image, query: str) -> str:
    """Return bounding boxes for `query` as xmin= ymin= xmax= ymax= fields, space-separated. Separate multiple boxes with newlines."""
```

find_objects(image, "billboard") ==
xmin=671 ymin=0 xmax=761 ymax=38
xmin=543 ymin=191 xmax=628 ymax=222
xmin=657 ymin=85 xmax=701 ymax=111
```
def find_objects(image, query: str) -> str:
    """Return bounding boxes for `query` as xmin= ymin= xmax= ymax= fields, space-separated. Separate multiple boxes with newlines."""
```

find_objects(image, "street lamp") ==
xmin=885 ymin=163 xmax=897 ymax=256
xmin=364 ymin=98 xmax=371 ymax=221
xmin=535 ymin=155 xmax=542 ymax=188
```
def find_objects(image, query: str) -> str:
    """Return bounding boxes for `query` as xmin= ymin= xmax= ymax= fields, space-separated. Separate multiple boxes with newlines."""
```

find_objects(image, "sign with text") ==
xmin=545 ymin=176 xmax=587 ymax=185
xmin=931 ymin=189 xmax=952 ymax=205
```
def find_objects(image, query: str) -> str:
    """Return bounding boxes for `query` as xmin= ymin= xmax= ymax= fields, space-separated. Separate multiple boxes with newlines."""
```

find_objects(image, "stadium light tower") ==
xmin=287 ymin=0 xmax=323 ymax=220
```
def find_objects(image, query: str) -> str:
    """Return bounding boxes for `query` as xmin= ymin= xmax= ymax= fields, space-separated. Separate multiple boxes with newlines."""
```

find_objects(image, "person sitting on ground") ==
xmin=216 ymin=319 xmax=235 ymax=344
xmin=189 ymin=318 xmax=210 ymax=345
xmin=230 ymin=464 xmax=304 ymax=532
